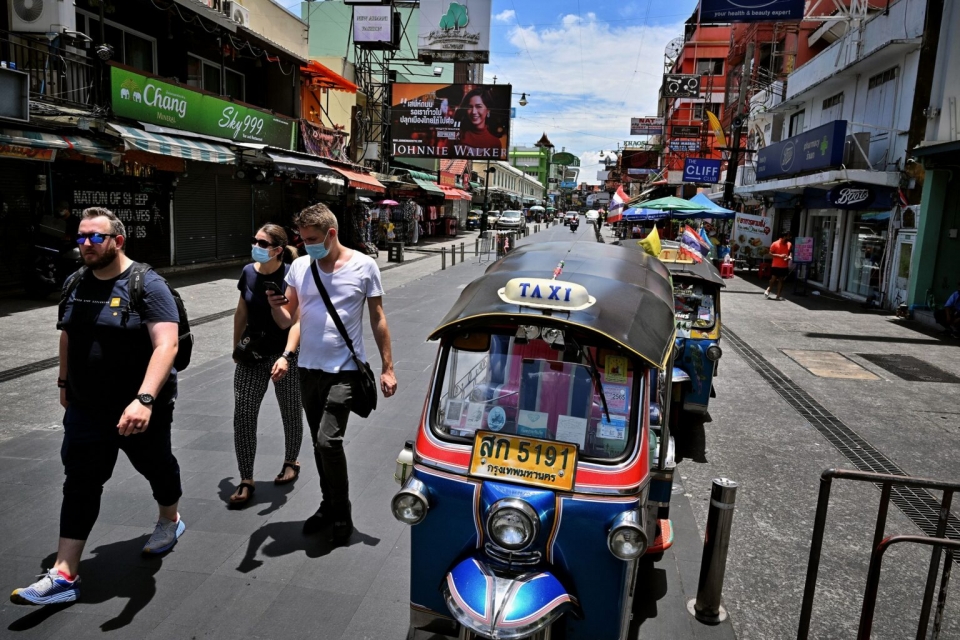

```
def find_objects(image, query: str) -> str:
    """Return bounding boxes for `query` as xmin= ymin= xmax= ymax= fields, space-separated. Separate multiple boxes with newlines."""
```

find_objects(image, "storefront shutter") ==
xmin=173 ymin=163 xmax=219 ymax=264
xmin=216 ymin=176 xmax=252 ymax=259
xmin=0 ymin=159 xmax=38 ymax=290
xmin=252 ymin=183 xmax=283 ymax=229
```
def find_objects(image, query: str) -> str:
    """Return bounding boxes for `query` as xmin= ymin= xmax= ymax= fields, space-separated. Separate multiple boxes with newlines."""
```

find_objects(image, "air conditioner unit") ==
xmin=9 ymin=0 xmax=77 ymax=34
xmin=223 ymin=1 xmax=251 ymax=28
xmin=843 ymin=132 xmax=871 ymax=170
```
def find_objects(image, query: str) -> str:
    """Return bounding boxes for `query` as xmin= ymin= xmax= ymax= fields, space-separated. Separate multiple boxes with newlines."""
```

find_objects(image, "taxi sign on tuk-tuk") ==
xmin=658 ymin=247 xmax=695 ymax=263
xmin=469 ymin=431 xmax=578 ymax=491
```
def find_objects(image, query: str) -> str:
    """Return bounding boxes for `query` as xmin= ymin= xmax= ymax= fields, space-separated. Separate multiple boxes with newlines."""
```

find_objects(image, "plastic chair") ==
xmin=720 ymin=262 xmax=734 ymax=279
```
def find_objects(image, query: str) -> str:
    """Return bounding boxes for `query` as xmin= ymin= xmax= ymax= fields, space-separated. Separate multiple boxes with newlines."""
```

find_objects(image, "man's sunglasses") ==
xmin=251 ymin=237 xmax=275 ymax=249
xmin=75 ymin=233 xmax=118 ymax=245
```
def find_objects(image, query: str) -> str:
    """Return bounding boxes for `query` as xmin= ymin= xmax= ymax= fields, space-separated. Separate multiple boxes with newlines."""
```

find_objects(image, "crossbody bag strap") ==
xmin=310 ymin=260 xmax=359 ymax=359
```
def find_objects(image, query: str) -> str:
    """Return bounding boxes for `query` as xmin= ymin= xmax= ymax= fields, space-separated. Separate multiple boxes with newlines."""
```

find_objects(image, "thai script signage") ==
xmin=756 ymin=120 xmax=846 ymax=181
xmin=110 ymin=66 xmax=295 ymax=149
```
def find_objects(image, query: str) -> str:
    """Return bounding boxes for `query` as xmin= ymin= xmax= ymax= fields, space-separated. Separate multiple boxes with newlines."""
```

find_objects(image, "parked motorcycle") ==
xmin=25 ymin=243 xmax=82 ymax=299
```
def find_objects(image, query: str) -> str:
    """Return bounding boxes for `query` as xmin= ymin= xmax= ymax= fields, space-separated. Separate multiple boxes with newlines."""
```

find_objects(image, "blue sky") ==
xmin=278 ymin=0 xmax=701 ymax=181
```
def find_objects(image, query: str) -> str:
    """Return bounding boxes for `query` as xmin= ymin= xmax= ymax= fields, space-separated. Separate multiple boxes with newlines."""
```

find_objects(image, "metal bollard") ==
xmin=451 ymin=244 xmax=456 ymax=266
xmin=690 ymin=478 xmax=738 ymax=624
xmin=474 ymin=238 xmax=479 ymax=256
xmin=460 ymin=242 xmax=465 ymax=262
xmin=441 ymin=247 xmax=446 ymax=270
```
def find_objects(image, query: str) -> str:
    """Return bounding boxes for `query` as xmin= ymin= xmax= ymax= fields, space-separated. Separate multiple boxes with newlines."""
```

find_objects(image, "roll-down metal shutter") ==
xmin=173 ymin=162 xmax=219 ymax=264
xmin=0 ymin=159 xmax=37 ymax=289
xmin=216 ymin=175 xmax=252 ymax=259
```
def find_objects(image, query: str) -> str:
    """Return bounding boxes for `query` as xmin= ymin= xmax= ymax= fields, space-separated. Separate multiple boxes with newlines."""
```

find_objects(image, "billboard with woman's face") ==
xmin=390 ymin=83 xmax=511 ymax=160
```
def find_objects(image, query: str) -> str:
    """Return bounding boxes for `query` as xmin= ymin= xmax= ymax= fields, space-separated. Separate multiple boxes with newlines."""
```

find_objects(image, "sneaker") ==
xmin=10 ymin=569 xmax=79 ymax=606
xmin=142 ymin=515 xmax=185 ymax=555
xmin=764 ymin=290 xmax=770 ymax=299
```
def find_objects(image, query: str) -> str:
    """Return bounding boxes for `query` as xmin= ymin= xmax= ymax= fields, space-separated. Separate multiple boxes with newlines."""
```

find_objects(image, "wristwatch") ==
xmin=281 ymin=350 xmax=295 ymax=360
xmin=137 ymin=393 xmax=155 ymax=407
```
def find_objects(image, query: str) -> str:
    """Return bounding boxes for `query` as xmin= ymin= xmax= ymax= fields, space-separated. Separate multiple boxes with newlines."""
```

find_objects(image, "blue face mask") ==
xmin=304 ymin=234 xmax=330 ymax=261
xmin=251 ymin=246 xmax=273 ymax=263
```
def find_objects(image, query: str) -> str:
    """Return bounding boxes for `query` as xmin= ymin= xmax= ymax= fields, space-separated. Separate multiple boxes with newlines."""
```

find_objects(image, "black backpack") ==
xmin=58 ymin=262 xmax=194 ymax=371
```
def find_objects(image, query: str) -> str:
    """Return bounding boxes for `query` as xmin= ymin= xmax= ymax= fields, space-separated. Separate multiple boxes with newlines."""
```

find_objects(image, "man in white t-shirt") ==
xmin=269 ymin=203 xmax=397 ymax=544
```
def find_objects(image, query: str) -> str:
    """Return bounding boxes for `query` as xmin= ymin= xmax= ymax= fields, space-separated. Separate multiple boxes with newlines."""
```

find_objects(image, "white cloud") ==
xmin=494 ymin=9 xmax=516 ymax=23
xmin=489 ymin=12 xmax=686 ymax=183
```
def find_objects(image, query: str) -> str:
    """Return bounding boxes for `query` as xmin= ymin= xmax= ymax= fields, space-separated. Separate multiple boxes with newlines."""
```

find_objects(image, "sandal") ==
xmin=275 ymin=462 xmax=300 ymax=486
xmin=228 ymin=482 xmax=256 ymax=509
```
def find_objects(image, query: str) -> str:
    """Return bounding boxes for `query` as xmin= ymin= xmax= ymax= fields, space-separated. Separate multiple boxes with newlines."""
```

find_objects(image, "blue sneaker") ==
xmin=11 ymin=569 xmax=79 ymax=605
xmin=142 ymin=515 xmax=185 ymax=555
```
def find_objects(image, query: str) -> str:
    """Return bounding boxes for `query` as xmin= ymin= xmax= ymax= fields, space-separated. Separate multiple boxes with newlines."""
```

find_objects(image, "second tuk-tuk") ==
xmin=392 ymin=241 xmax=680 ymax=639
xmin=657 ymin=245 xmax=724 ymax=417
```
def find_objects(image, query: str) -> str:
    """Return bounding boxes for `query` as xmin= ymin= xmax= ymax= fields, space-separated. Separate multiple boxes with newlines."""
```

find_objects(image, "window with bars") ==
xmin=822 ymin=93 xmax=843 ymax=109
xmin=868 ymin=68 xmax=897 ymax=90
xmin=696 ymin=59 xmax=724 ymax=75
xmin=692 ymin=103 xmax=723 ymax=121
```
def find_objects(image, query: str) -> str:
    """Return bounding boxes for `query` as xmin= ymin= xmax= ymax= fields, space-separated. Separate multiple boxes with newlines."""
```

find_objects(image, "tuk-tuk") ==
xmin=657 ymin=244 xmax=724 ymax=417
xmin=392 ymin=242 xmax=679 ymax=639
xmin=466 ymin=210 xmax=483 ymax=230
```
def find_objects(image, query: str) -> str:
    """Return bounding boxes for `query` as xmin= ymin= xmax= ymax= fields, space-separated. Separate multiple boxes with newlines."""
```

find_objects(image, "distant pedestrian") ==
xmin=229 ymin=225 xmax=304 ymax=508
xmin=268 ymin=204 xmax=397 ymax=545
xmin=11 ymin=207 xmax=183 ymax=606
xmin=935 ymin=279 xmax=960 ymax=337
xmin=765 ymin=232 xmax=793 ymax=300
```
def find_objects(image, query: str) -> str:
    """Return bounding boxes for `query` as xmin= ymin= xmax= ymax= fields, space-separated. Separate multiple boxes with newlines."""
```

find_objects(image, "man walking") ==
xmin=11 ymin=208 xmax=184 ymax=606
xmin=269 ymin=204 xmax=397 ymax=544
xmin=765 ymin=232 xmax=793 ymax=300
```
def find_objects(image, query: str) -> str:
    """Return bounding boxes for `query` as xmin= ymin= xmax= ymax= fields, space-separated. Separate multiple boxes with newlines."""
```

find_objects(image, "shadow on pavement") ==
xmin=237 ymin=521 xmax=380 ymax=573
xmin=217 ymin=477 xmax=297 ymax=517
xmin=629 ymin=556 xmax=669 ymax=632
xmin=802 ymin=331 xmax=960 ymax=347
xmin=674 ymin=411 xmax=710 ymax=464
xmin=9 ymin=537 xmax=161 ymax=633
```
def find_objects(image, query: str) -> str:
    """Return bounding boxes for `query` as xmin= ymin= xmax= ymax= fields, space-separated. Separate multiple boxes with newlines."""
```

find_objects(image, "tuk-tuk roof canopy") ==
xmin=429 ymin=242 xmax=677 ymax=369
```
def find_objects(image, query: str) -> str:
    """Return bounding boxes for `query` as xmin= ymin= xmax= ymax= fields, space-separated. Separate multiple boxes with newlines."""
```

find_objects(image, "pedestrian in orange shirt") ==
xmin=765 ymin=232 xmax=793 ymax=300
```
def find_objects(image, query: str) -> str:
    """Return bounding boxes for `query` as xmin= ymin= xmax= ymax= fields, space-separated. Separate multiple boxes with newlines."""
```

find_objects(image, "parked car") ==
xmin=497 ymin=209 xmax=526 ymax=231
xmin=585 ymin=209 xmax=601 ymax=223
xmin=563 ymin=211 xmax=578 ymax=226
xmin=466 ymin=209 xmax=482 ymax=230
xmin=486 ymin=210 xmax=501 ymax=226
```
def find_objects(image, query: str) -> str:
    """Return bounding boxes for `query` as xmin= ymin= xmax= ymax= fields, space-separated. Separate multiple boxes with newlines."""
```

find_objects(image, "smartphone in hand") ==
xmin=264 ymin=280 xmax=287 ymax=302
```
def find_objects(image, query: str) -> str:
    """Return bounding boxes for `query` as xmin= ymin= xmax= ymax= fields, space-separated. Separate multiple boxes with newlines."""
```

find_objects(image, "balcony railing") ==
xmin=0 ymin=31 xmax=96 ymax=108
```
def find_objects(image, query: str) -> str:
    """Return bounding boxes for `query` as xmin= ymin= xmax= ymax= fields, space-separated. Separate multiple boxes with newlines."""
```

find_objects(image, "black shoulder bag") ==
xmin=310 ymin=261 xmax=378 ymax=418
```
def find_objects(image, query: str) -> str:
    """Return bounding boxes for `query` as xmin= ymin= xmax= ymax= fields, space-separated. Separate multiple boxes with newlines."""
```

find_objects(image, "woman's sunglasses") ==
xmin=251 ymin=237 xmax=275 ymax=249
xmin=75 ymin=233 xmax=118 ymax=244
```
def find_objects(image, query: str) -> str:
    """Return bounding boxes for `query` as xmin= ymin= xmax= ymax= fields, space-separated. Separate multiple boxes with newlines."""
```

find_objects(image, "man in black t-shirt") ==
xmin=11 ymin=208 xmax=184 ymax=607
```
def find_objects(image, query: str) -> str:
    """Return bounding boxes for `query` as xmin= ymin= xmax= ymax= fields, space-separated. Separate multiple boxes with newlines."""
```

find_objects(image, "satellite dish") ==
xmin=664 ymin=37 xmax=684 ymax=63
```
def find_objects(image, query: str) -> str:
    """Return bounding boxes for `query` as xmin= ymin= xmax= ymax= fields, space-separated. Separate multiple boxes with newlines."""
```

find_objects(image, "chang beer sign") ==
xmin=110 ymin=67 xmax=295 ymax=149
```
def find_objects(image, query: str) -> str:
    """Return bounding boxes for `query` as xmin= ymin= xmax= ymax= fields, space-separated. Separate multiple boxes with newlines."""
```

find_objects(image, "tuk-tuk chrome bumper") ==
xmin=443 ymin=557 xmax=576 ymax=639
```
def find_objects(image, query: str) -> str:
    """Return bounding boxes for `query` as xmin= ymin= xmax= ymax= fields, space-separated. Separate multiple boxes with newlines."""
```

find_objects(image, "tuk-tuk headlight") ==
xmin=391 ymin=477 xmax=428 ymax=525
xmin=706 ymin=345 xmax=723 ymax=361
xmin=608 ymin=510 xmax=647 ymax=560
xmin=486 ymin=499 xmax=539 ymax=551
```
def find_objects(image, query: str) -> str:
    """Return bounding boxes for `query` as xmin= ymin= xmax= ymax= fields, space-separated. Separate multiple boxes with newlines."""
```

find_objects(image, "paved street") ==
xmin=0 ymin=221 xmax=958 ymax=639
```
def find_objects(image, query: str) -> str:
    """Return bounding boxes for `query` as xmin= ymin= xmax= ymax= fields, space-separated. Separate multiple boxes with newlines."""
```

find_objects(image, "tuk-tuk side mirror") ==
xmin=451 ymin=332 xmax=491 ymax=352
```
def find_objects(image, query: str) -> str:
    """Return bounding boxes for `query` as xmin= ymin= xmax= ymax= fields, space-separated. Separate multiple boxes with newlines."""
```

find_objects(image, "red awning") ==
xmin=300 ymin=60 xmax=358 ymax=94
xmin=330 ymin=166 xmax=386 ymax=193
xmin=437 ymin=184 xmax=472 ymax=201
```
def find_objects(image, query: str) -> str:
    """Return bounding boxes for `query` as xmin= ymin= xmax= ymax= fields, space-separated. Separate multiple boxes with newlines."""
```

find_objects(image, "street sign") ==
xmin=683 ymin=158 xmax=721 ymax=183
xmin=560 ymin=180 xmax=577 ymax=189
xmin=672 ymin=125 xmax=701 ymax=139
xmin=662 ymin=75 xmax=700 ymax=98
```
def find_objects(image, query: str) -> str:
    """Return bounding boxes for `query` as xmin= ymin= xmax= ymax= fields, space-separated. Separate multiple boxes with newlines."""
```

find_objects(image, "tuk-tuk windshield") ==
xmin=434 ymin=333 xmax=641 ymax=461
xmin=674 ymin=282 xmax=716 ymax=332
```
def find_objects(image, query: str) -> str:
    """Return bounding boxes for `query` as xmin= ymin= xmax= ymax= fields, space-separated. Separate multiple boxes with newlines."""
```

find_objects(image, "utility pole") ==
xmin=722 ymin=41 xmax=753 ymax=210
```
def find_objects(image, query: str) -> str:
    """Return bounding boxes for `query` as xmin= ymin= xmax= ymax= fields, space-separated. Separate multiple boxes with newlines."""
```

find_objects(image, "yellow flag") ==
xmin=706 ymin=110 xmax=727 ymax=149
xmin=637 ymin=226 xmax=661 ymax=257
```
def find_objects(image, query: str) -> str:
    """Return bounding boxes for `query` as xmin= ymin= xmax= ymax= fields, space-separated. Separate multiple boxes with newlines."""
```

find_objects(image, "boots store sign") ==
xmin=110 ymin=67 xmax=295 ymax=149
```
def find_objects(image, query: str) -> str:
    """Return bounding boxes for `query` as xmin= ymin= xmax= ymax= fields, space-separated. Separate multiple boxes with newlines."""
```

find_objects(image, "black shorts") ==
xmin=771 ymin=267 xmax=789 ymax=278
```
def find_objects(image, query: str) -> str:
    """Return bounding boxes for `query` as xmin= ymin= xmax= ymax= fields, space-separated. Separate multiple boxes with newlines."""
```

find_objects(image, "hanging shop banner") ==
xmin=672 ymin=125 xmax=701 ymax=139
xmin=700 ymin=0 xmax=805 ymax=23
xmin=418 ymin=0 xmax=492 ymax=63
xmin=683 ymin=158 xmax=721 ymax=183
xmin=756 ymin=120 xmax=847 ymax=181
xmin=793 ymin=237 xmax=814 ymax=264
xmin=110 ymin=66 xmax=296 ymax=149
xmin=353 ymin=6 xmax=393 ymax=43
xmin=390 ymin=83 xmax=510 ymax=159
xmin=300 ymin=121 xmax=350 ymax=162
xmin=0 ymin=144 xmax=56 ymax=161
xmin=662 ymin=74 xmax=701 ymax=98
xmin=732 ymin=212 xmax=773 ymax=261
xmin=630 ymin=117 xmax=663 ymax=136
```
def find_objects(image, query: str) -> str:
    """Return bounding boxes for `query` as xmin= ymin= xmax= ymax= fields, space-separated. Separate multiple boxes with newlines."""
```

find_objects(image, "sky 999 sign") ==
xmin=662 ymin=74 xmax=701 ymax=98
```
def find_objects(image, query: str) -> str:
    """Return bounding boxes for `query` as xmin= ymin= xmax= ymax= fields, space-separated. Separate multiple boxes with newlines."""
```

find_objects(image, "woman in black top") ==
xmin=229 ymin=224 xmax=303 ymax=507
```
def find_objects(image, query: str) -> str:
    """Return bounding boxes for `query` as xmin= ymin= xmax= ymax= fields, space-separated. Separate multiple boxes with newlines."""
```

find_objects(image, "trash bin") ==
xmin=388 ymin=242 xmax=404 ymax=263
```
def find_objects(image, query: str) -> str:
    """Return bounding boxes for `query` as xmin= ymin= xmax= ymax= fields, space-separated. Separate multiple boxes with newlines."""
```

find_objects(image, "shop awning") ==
xmin=300 ymin=60 xmax=358 ymax=94
xmin=408 ymin=169 xmax=438 ymax=182
xmin=412 ymin=177 xmax=445 ymax=196
xmin=437 ymin=184 xmax=472 ymax=201
xmin=0 ymin=128 xmax=121 ymax=164
xmin=330 ymin=166 xmax=386 ymax=193
xmin=469 ymin=181 xmax=482 ymax=190
xmin=109 ymin=123 xmax=235 ymax=164
xmin=266 ymin=151 xmax=333 ymax=175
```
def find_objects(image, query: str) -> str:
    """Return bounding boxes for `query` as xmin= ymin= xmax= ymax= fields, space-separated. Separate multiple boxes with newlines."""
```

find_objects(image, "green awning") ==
xmin=408 ymin=169 xmax=437 ymax=181
xmin=412 ymin=177 xmax=444 ymax=195
xmin=469 ymin=181 xmax=482 ymax=190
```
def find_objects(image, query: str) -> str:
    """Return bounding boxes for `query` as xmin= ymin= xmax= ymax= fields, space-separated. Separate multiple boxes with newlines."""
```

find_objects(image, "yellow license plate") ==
xmin=469 ymin=431 xmax=578 ymax=492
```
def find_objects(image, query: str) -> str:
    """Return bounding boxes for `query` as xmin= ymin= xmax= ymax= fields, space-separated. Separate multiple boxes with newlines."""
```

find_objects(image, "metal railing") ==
xmin=0 ymin=31 xmax=95 ymax=107
xmin=797 ymin=468 xmax=960 ymax=640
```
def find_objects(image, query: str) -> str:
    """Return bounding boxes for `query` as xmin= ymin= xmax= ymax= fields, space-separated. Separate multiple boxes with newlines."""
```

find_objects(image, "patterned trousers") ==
xmin=233 ymin=351 xmax=304 ymax=480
